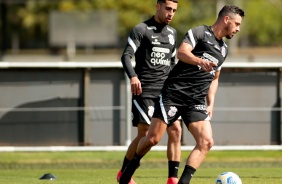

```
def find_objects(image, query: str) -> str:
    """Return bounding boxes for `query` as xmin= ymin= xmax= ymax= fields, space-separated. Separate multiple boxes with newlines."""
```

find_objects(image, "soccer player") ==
xmin=117 ymin=0 xmax=181 ymax=184
xmin=119 ymin=5 xmax=245 ymax=184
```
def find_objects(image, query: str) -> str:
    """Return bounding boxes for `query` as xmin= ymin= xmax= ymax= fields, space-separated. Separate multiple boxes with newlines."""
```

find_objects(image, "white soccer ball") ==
xmin=215 ymin=171 xmax=242 ymax=184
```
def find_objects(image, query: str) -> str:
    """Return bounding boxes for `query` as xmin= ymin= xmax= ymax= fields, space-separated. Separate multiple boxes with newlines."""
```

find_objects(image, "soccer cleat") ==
xmin=117 ymin=170 xmax=122 ymax=182
xmin=166 ymin=177 xmax=179 ymax=184
xmin=116 ymin=170 xmax=137 ymax=184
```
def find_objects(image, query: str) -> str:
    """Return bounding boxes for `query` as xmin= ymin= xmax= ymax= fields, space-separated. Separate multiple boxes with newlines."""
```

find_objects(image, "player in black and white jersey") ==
xmin=120 ymin=5 xmax=245 ymax=184
xmin=118 ymin=1 xmax=181 ymax=184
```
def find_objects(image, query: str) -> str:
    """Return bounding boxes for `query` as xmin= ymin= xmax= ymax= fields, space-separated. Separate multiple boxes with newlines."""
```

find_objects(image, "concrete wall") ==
xmin=0 ymin=69 xmax=83 ymax=145
xmin=0 ymin=65 xmax=280 ymax=146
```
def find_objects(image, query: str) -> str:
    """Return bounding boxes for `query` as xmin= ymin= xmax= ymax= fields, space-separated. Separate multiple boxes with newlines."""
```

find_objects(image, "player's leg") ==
xmin=124 ymin=124 xmax=149 ymax=163
xmin=117 ymin=97 xmax=152 ymax=183
xmin=137 ymin=117 xmax=168 ymax=155
xmin=187 ymin=120 xmax=214 ymax=168
xmin=119 ymin=118 xmax=167 ymax=184
xmin=117 ymin=124 xmax=149 ymax=181
xmin=166 ymin=119 xmax=182 ymax=184
xmin=136 ymin=94 xmax=175 ymax=156
xmin=178 ymin=120 xmax=214 ymax=184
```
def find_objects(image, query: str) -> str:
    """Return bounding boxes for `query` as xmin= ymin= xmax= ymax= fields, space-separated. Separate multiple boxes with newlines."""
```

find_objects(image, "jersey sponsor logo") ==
xmin=168 ymin=34 xmax=175 ymax=45
xmin=168 ymin=106 xmax=178 ymax=117
xmin=148 ymin=106 xmax=154 ymax=118
xmin=203 ymin=53 xmax=218 ymax=63
xmin=152 ymin=38 xmax=161 ymax=45
xmin=147 ymin=26 xmax=157 ymax=30
xmin=151 ymin=47 xmax=171 ymax=66
xmin=198 ymin=53 xmax=219 ymax=76
xmin=152 ymin=47 xmax=170 ymax=53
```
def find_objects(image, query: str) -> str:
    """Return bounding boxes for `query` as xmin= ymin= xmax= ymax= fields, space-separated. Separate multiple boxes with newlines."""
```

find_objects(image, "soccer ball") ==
xmin=215 ymin=172 xmax=242 ymax=184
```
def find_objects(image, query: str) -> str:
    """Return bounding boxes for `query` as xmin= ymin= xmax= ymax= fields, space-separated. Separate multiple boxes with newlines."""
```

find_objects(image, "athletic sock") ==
xmin=168 ymin=160 xmax=180 ymax=178
xmin=119 ymin=153 xmax=144 ymax=184
xmin=178 ymin=165 xmax=196 ymax=184
xmin=121 ymin=156 xmax=130 ymax=172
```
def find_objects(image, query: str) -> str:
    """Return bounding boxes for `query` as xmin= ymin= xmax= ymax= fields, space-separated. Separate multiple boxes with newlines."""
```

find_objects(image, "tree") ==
xmin=241 ymin=0 xmax=282 ymax=46
xmin=2 ymin=0 xmax=282 ymax=50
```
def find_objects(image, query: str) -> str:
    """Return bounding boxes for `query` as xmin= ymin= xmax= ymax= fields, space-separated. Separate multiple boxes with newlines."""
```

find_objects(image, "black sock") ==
xmin=168 ymin=161 xmax=180 ymax=178
xmin=119 ymin=153 xmax=144 ymax=184
xmin=121 ymin=157 xmax=130 ymax=172
xmin=178 ymin=165 xmax=196 ymax=184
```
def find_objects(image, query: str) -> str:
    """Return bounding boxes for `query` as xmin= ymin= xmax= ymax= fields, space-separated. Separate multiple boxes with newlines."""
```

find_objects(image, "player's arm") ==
xmin=177 ymin=42 xmax=217 ymax=72
xmin=121 ymin=49 xmax=141 ymax=96
xmin=170 ymin=31 xmax=177 ymax=69
xmin=206 ymin=71 xmax=220 ymax=119
xmin=121 ymin=26 xmax=144 ymax=95
xmin=177 ymin=27 xmax=217 ymax=72
xmin=170 ymin=47 xmax=177 ymax=69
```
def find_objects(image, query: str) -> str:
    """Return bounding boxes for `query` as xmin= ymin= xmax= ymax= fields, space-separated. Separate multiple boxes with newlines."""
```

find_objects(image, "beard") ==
xmin=224 ymin=23 xmax=233 ymax=39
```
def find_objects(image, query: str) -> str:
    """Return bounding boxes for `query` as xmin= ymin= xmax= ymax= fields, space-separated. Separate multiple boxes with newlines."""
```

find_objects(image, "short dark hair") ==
xmin=157 ymin=0 xmax=178 ymax=3
xmin=218 ymin=5 xmax=245 ymax=19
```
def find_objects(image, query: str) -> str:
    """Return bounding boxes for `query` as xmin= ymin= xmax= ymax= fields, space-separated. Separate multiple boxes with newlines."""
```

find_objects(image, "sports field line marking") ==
xmin=0 ymin=145 xmax=281 ymax=152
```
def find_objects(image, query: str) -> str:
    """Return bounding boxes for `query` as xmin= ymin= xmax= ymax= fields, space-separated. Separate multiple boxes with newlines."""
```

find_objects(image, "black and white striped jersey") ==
xmin=162 ymin=25 xmax=228 ymax=105
xmin=121 ymin=16 xmax=177 ymax=98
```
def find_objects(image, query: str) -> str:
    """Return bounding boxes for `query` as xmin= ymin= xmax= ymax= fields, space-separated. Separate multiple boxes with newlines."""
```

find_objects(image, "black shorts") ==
xmin=132 ymin=96 xmax=157 ymax=127
xmin=153 ymin=94 xmax=210 ymax=127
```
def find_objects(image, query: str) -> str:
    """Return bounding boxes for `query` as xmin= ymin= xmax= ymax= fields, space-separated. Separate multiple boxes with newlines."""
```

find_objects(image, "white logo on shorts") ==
xmin=148 ymin=106 xmax=154 ymax=118
xmin=168 ymin=106 xmax=178 ymax=117
xmin=194 ymin=105 xmax=206 ymax=111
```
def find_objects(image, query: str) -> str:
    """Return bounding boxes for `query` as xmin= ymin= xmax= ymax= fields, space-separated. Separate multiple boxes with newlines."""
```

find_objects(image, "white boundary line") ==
xmin=0 ymin=145 xmax=281 ymax=152
xmin=0 ymin=61 xmax=282 ymax=69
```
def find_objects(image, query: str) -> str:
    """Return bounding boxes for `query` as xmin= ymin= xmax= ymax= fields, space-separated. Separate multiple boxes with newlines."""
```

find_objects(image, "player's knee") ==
xmin=174 ymin=124 xmax=182 ymax=139
xmin=137 ymin=131 xmax=148 ymax=139
xmin=204 ymin=137 xmax=214 ymax=151
xmin=147 ymin=137 xmax=160 ymax=147
xmin=198 ymin=137 xmax=214 ymax=153
xmin=137 ymin=124 xmax=149 ymax=138
xmin=167 ymin=123 xmax=182 ymax=141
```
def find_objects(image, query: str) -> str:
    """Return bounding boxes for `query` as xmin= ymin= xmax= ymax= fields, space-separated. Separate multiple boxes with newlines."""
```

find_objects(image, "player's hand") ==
xmin=130 ymin=76 xmax=142 ymax=95
xmin=199 ymin=59 xmax=217 ymax=72
xmin=206 ymin=106 xmax=213 ymax=119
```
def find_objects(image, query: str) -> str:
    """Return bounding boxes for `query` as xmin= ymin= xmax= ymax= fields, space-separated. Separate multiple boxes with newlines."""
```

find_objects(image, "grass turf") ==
xmin=0 ymin=150 xmax=281 ymax=183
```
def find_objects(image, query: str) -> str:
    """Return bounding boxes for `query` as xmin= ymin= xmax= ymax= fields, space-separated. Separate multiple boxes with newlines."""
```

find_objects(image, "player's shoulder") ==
xmin=166 ymin=25 xmax=177 ymax=34
xmin=133 ymin=22 xmax=147 ymax=33
xmin=188 ymin=25 xmax=210 ymax=38
xmin=191 ymin=25 xmax=209 ymax=32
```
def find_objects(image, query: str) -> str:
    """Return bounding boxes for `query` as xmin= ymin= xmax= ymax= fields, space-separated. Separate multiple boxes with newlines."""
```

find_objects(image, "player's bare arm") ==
xmin=177 ymin=42 xmax=217 ymax=72
xmin=206 ymin=71 xmax=220 ymax=118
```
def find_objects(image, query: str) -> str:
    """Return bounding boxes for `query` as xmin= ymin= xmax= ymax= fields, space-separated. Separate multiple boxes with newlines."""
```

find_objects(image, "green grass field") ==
xmin=0 ymin=150 xmax=281 ymax=184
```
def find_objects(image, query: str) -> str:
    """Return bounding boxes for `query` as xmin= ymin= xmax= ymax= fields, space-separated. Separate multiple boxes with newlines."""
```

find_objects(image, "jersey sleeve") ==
xmin=182 ymin=26 xmax=205 ymax=49
xmin=121 ymin=24 xmax=146 ymax=78
xmin=170 ymin=31 xmax=178 ymax=69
